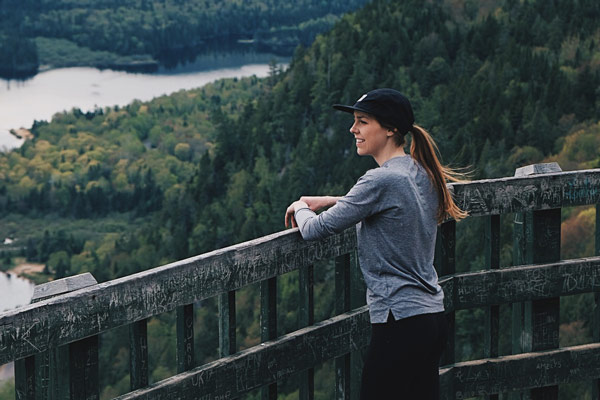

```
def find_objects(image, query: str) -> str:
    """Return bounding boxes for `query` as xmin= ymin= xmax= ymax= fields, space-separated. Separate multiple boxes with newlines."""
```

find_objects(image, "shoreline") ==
xmin=7 ymin=262 xmax=45 ymax=277
xmin=0 ymin=58 xmax=160 ymax=82
xmin=1 ymin=37 xmax=291 ymax=82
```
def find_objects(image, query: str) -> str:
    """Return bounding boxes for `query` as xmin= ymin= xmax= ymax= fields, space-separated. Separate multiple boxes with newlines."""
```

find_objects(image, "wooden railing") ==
xmin=1 ymin=163 xmax=599 ymax=400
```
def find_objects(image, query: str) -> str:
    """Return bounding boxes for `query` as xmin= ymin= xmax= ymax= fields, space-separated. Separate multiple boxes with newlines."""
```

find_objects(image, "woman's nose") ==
xmin=349 ymin=122 xmax=358 ymax=134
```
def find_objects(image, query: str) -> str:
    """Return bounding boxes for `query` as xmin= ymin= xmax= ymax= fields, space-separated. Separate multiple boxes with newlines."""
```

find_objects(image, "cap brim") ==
xmin=333 ymin=104 xmax=361 ymax=114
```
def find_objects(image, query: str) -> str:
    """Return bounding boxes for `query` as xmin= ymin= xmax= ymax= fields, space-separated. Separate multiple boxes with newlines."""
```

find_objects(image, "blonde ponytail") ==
xmin=409 ymin=125 xmax=468 ymax=223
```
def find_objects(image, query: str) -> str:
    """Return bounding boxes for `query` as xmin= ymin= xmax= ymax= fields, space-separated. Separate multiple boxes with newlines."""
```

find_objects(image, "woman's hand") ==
xmin=285 ymin=196 xmax=340 ymax=228
xmin=285 ymin=200 xmax=308 ymax=228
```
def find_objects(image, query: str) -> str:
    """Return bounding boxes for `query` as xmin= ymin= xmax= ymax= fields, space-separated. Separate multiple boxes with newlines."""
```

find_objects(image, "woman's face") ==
xmin=350 ymin=111 xmax=392 ymax=161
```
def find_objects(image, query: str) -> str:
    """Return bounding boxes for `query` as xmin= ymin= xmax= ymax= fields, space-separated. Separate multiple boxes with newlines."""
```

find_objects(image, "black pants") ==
xmin=360 ymin=312 xmax=448 ymax=400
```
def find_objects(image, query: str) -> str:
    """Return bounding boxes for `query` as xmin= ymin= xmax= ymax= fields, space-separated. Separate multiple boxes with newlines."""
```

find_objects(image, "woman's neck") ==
xmin=375 ymin=146 xmax=407 ymax=166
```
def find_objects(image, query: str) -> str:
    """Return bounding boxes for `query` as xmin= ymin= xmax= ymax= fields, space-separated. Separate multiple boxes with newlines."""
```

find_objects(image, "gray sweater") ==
xmin=294 ymin=155 xmax=444 ymax=323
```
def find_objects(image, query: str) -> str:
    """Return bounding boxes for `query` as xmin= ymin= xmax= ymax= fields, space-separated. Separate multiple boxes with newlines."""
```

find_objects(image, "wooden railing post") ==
xmin=350 ymin=250 xmax=366 ymax=400
xmin=335 ymin=253 xmax=351 ymax=400
xmin=261 ymin=277 xmax=277 ymax=400
xmin=299 ymin=265 xmax=314 ymax=400
xmin=436 ymin=220 xmax=456 ymax=366
xmin=69 ymin=335 xmax=99 ymax=400
xmin=129 ymin=319 xmax=148 ymax=390
xmin=484 ymin=214 xmax=500 ymax=400
xmin=218 ymin=291 xmax=235 ymax=399
xmin=512 ymin=210 xmax=533 ymax=354
xmin=513 ymin=163 xmax=562 ymax=400
xmin=218 ymin=292 xmax=236 ymax=358
xmin=14 ymin=354 xmax=35 ymax=400
xmin=15 ymin=273 xmax=98 ymax=400
xmin=511 ymin=209 xmax=534 ymax=400
xmin=594 ymin=203 xmax=600 ymax=400
xmin=176 ymin=303 xmax=195 ymax=373
xmin=596 ymin=203 xmax=600 ymax=257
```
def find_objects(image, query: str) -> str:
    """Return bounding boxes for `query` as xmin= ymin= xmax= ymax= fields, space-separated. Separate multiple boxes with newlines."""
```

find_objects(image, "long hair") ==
xmin=408 ymin=125 xmax=467 ymax=222
xmin=383 ymin=121 xmax=467 ymax=223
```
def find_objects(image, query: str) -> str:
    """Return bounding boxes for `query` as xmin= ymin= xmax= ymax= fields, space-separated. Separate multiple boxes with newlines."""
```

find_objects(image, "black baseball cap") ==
xmin=333 ymin=88 xmax=414 ymax=134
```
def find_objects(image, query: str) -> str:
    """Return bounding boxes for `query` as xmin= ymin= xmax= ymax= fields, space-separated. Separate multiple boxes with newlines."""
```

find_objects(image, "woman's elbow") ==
xmin=298 ymin=227 xmax=321 ymax=241
xmin=298 ymin=222 xmax=331 ymax=241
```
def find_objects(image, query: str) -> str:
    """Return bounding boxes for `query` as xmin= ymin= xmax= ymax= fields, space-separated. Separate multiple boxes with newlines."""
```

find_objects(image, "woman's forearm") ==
xmin=285 ymin=196 xmax=341 ymax=230
xmin=299 ymin=196 xmax=341 ymax=211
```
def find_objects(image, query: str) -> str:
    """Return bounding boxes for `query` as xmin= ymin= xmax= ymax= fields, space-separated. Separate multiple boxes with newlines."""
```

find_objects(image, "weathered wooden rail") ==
xmin=1 ymin=163 xmax=600 ymax=399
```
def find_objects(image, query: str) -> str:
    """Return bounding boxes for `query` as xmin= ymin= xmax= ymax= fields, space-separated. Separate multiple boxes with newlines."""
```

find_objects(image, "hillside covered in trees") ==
xmin=1 ymin=0 xmax=600 ymax=398
xmin=0 ymin=0 xmax=369 ymax=78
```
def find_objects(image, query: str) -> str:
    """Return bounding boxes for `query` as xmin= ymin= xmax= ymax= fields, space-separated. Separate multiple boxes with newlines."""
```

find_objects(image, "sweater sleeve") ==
xmin=294 ymin=170 xmax=387 ymax=241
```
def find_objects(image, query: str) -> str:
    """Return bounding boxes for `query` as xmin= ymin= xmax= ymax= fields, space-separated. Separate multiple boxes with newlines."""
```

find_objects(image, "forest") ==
xmin=0 ymin=0 xmax=369 ymax=78
xmin=1 ymin=0 xmax=600 ymax=398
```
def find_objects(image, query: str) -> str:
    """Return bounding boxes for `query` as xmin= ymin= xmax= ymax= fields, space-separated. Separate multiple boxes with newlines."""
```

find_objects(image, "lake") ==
xmin=0 ymin=45 xmax=288 ymax=310
xmin=0 ymin=47 xmax=289 ymax=150
xmin=0 ymin=272 xmax=35 ymax=312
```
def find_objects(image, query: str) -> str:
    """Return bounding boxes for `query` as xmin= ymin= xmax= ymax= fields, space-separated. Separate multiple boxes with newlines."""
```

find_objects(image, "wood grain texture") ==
xmin=440 ymin=343 xmax=600 ymax=399
xmin=440 ymin=256 xmax=600 ymax=312
xmin=451 ymin=168 xmax=600 ymax=216
xmin=0 ymin=228 xmax=356 ymax=365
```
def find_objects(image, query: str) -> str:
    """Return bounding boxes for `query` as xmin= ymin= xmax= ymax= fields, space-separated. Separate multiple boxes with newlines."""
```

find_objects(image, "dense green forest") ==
xmin=1 ymin=0 xmax=600 ymax=398
xmin=0 ymin=0 xmax=369 ymax=78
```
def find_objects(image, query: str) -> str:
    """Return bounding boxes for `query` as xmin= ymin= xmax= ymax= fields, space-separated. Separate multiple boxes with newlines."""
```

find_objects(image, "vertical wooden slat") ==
xmin=69 ymin=335 xmax=99 ymax=400
xmin=529 ymin=208 xmax=561 ymax=400
xmin=35 ymin=344 xmax=70 ymax=399
xmin=176 ymin=304 xmax=195 ymax=373
xmin=260 ymin=277 xmax=277 ymax=342
xmin=350 ymin=250 xmax=366 ymax=400
xmin=218 ymin=292 xmax=236 ymax=357
xmin=512 ymin=211 xmax=533 ymax=356
xmin=596 ymin=203 xmax=600 ymax=256
xmin=261 ymin=277 xmax=277 ymax=400
xmin=129 ymin=319 xmax=148 ymax=390
xmin=335 ymin=253 xmax=351 ymax=400
xmin=485 ymin=215 xmax=500 ymax=400
xmin=34 ymin=350 xmax=49 ymax=400
xmin=299 ymin=265 xmax=314 ymax=400
xmin=335 ymin=254 xmax=351 ymax=313
xmin=350 ymin=249 xmax=366 ymax=310
xmin=511 ymin=208 xmax=534 ymax=400
xmin=14 ymin=356 xmax=35 ymax=400
xmin=299 ymin=266 xmax=315 ymax=328
xmin=437 ymin=220 xmax=456 ymax=366
xmin=48 ymin=344 xmax=70 ymax=399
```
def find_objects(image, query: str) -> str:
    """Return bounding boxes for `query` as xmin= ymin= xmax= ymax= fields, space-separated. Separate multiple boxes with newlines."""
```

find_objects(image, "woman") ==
xmin=284 ymin=88 xmax=466 ymax=399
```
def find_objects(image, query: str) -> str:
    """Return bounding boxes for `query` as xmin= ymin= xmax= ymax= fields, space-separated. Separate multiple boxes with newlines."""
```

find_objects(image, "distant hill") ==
xmin=0 ymin=0 xmax=369 ymax=78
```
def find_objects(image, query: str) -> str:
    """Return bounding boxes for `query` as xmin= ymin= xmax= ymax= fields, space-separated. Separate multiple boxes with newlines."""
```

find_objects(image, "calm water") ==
xmin=0 ymin=272 xmax=34 ymax=380
xmin=0 ymin=272 xmax=35 ymax=312
xmin=0 ymin=49 xmax=288 ymax=150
